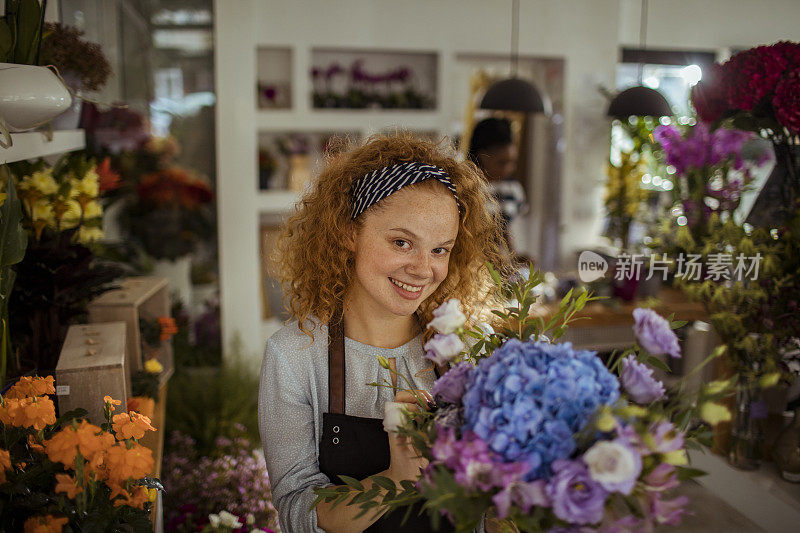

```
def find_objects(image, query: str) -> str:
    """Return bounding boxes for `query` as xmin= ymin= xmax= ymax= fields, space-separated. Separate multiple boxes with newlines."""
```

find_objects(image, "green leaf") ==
xmin=339 ymin=475 xmax=365 ymax=492
xmin=0 ymin=20 xmax=13 ymax=61
xmin=0 ymin=173 xmax=28 ymax=269
xmin=370 ymin=475 xmax=396 ymax=492
xmin=676 ymin=466 xmax=707 ymax=480
xmin=13 ymin=0 xmax=44 ymax=65
xmin=645 ymin=356 xmax=671 ymax=373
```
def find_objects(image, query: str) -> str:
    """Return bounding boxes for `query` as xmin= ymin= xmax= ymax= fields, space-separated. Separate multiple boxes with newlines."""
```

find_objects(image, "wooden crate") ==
xmin=55 ymin=322 xmax=128 ymax=425
xmin=88 ymin=276 xmax=174 ymax=385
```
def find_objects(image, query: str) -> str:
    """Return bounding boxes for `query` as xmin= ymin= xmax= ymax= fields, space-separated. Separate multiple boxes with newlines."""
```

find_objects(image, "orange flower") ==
xmin=157 ymin=316 xmax=178 ymax=340
xmin=23 ymin=515 xmax=69 ymax=533
xmin=4 ymin=376 xmax=56 ymax=399
xmin=103 ymin=396 xmax=122 ymax=412
xmin=112 ymin=484 xmax=150 ymax=509
xmin=27 ymin=434 xmax=45 ymax=454
xmin=112 ymin=412 xmax=156 ymax=440
xmin=20 ymin=396 xmax=56 ymax=430
xmin=0 ymin=397 xmax=24 ymax=426
xmin=0 ymin=448 xmax=11 ymax=484
xmin=54 ymin=473 xmax=83 ymax=499
xmin=104 ymin=442 xmax=154 ymax=484
xmin=44 ymin=420 xmax=113 ymax=468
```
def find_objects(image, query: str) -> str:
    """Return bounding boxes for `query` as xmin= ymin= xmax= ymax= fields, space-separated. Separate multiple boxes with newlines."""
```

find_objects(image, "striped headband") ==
xmin=350 ymin=161 xmax=462 ymax=219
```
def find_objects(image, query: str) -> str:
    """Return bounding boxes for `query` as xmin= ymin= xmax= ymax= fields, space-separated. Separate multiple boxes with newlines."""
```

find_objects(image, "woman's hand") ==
xmin=384 ymin=390 xmax=432 ymax=483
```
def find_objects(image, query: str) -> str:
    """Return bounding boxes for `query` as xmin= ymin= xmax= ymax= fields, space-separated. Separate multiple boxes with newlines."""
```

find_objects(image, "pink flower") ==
xmin=650 ymin=493 xmax=690 ymax=526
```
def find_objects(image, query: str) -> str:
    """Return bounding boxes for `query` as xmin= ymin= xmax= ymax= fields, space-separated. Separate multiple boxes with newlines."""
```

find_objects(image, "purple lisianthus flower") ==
xmin=600 ymin=515 xmax=644 ymax=533
xmin=424 ymin=333 xmax=465 ymax=365
xmin=432 ymin=361 xmax=474 ymax=405
xmin=620 ymin=355 xmax=666 ymax=403
xmin=651 ymin=493 xmax=690 ymax=526
xmin=433 ymin=404 xmax=464 ymax=431
xmin=492 ymin=480 xmax=549 ymax=519
xmin=644 ymin=463 xmax=680 ymax=492
xmin=632 ymin=308 xmax=681 ymax=358
xmin=648 ymin=421 xmax=684 ymax=453
xmin=546 ymin=459 xmax=608 ymax=525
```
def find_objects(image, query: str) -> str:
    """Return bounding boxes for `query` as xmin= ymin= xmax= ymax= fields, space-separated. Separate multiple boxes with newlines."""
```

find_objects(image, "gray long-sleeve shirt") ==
xmin=258 ymin=318 xmax=436 ymax=532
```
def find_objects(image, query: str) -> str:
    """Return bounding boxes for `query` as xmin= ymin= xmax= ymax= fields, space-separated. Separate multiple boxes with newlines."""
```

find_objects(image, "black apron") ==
xmin=318 ymin=317 xmax=454 ymax=532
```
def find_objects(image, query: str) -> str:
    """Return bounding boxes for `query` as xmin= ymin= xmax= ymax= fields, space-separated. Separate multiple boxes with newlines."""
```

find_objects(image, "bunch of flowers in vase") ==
xmin=4 ymin=153 xmax=122 ymax=376
xmin=691 ymin=40 xmax=800 ymax=222
xmin=313 ymin=268 xmax=731 ymax=531
xmin=0 ymin=376 xmax=161 ymax=532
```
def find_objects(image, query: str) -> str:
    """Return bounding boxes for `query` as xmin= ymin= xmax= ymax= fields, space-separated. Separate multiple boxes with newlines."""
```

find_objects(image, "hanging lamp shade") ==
xmin=607 ymin=85 xmax=671 ymax=119
xmin=480 ymin=77 xmax=546 ymax=114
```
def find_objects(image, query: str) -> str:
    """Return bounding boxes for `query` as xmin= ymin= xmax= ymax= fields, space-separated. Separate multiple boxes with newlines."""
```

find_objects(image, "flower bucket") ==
xmin=0 ymin=63 xmax=72 ymax=132
xmin=152 ymin=255 xmax=192 ymax=308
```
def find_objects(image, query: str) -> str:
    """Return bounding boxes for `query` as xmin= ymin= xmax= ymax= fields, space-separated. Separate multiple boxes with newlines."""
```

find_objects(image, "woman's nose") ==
xmin=406 ymin=252 xmax=432 ymax=278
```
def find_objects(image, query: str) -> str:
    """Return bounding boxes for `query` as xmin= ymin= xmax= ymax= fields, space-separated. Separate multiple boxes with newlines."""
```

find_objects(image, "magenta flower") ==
xmin=545 ymin=460 xmax=608 ymax=525
xmin=620 ymin=355 xmax=666 ymax=403
xmin=632 ymin=308 xmax=681 ymax=358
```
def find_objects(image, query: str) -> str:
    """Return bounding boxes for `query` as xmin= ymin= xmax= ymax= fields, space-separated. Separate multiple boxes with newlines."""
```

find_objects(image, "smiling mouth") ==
xmin=389 ymin=277 xmax=423 ymax=293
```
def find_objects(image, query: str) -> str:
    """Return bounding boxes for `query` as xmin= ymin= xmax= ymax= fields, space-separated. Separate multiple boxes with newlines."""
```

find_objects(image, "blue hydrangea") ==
xmin=461 ymin=339 xmax=620 ymax=479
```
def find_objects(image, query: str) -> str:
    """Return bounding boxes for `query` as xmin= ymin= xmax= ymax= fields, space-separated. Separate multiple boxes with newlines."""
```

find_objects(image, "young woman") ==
xmin=258 ymin=134 xmax=507 ymax=532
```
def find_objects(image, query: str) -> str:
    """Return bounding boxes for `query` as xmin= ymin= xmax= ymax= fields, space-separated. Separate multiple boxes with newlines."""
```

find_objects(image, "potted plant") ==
xmin=38 ymin=22 xmax=112 ymax=130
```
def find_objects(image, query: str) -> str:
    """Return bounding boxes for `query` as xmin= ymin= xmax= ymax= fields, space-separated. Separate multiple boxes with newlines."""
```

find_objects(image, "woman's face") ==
xmin=347 ymin=185 xmax=460 ymax=320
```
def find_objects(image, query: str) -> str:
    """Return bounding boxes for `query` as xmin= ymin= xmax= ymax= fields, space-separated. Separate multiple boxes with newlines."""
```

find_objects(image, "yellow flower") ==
xmin=595 ymin=408 xmax=616 ymax=432
xmin=74 ymin=169 xmax=100 ymax=197
xmin=144 ymin=359 xmax=163 ymax=374
xmin=148 ymin=487 xmax=158 ymax=502
xmin=83 ymin=200 xmax=102 ymax=219
xmin=21 ymin=170 xmax=58 ymax=195
xmin=78 ymin=226 xmax=104 ymax=244
xmin=0 ymin=192 xmax=6 ymax=207
xmin=759 ymin=373 xmax=781 ymax=388
xmin=663 ymin=449 xmax=688 ymax=466
xmin=700 ymin=402 xmax=732 ymax=426
xmin=58 ymin=199 xmax=83 ymax=228
xmin=31 ymin=200 xmax=55 ymax=224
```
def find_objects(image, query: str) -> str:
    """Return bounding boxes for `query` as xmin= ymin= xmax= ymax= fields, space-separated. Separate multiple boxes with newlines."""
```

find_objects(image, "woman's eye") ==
xmin=433 ymin=247 xmax=451 ymax=256
xmin=394 ymin=239 xmax=410 ymax=249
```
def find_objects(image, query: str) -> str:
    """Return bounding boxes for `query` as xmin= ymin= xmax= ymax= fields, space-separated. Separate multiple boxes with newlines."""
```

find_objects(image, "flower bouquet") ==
xmin=0 ymin=376 xmax=161 ymax=532
xmin=313 ymin=267 xmax=731 ymax=531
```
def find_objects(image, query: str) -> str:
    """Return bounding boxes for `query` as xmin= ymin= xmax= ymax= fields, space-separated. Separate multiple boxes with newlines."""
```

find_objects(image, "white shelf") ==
xmin=257 ymin=190 xmax=301 ymax=214
xmin=689 ymin=450 xmax=800 ymax=532
xmin=1 ymin=130 xmax=86 ymax=164
xmin=256 ymin=110 xmax=443 ymax=134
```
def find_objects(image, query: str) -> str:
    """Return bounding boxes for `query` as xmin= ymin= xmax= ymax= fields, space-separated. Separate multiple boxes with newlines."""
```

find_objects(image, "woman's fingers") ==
xmin=394 ymin=389 xmax=433 ymax=406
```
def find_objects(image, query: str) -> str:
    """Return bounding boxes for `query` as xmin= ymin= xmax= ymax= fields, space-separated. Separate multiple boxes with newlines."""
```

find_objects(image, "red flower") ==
xmin=725 ymin=45 xmax=790 ymax=111
xmin=773 ymin=68 xmax=800 ymax=134
xmin=691 ymin=64 xmax=728 ymax=123
xmin=97 ymin=158 xmax=122 ymax=193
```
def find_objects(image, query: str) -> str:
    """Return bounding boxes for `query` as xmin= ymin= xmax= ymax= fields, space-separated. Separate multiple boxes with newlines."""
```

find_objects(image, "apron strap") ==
xmin=328 ymin=313 xmax=346 ymax=415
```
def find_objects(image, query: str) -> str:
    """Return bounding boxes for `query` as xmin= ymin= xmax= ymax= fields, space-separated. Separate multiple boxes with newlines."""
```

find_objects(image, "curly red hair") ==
xmin=276 ymin=132 xmax=509 ymax=339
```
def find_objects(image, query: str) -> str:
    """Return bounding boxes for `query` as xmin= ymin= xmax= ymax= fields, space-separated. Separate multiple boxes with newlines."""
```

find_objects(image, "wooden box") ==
xmin=56 ymin=322 xmax=128 ymax=425
xmin=88 ymin=276 xmax=174 ymax=385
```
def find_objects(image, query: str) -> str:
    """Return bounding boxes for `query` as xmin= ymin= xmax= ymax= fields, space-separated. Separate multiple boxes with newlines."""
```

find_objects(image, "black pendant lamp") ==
xmin=480 ymin=0 xmax=546 ymax=114
xmin=606 ymin=0 xmax=671 ymax=119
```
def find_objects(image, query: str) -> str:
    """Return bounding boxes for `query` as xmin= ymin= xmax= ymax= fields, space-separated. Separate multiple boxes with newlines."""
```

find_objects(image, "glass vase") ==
xmin=728 ymin=378 xmax=764 ymax=470
xmin=773 ymin=407 xmax=800 ymax=483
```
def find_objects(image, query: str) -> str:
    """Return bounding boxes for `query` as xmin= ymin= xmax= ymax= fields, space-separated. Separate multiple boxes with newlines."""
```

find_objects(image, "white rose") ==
xmin=427 ymin=299 xmax=466 ymax=334
xmin=208 ymin=514 xmax=220 ymax=528
xmin=583 ymin=440 xmax=641 ymax=495
xmin=218 ymin=510 xmax=243 ymax=528
xmin=383 ymin=401 xmax=407 ymax=433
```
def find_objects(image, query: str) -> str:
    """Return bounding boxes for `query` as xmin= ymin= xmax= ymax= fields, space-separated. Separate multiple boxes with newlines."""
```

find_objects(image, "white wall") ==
xmin=215 ymin=0 xmax=800 ymax=359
